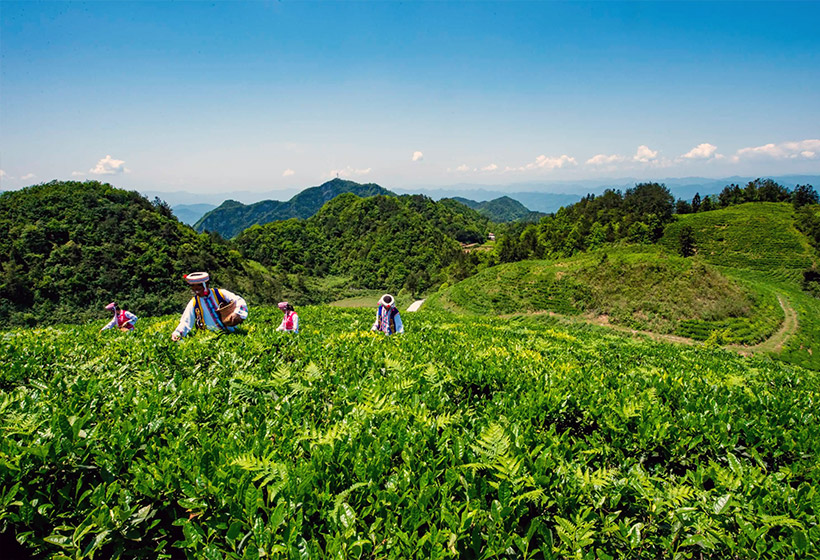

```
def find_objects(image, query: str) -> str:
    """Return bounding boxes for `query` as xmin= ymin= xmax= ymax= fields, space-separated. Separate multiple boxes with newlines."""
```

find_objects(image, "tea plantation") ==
xmin=1 ymin=306 xmax=818 ymax=559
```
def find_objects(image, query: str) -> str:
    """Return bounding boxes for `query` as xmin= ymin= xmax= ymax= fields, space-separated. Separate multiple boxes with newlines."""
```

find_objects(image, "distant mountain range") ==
xmin=396 ymin=175 xmax=820 ymax=212
xmin=194 ymin=179 xmax=395 ymax=238
xmin=451 ymin=195 xmax=545 ymax=222
xmin=143 ymin=175 xmax=819 ymax=220
xmin=193 ymin=179 xmax=548 ymax=238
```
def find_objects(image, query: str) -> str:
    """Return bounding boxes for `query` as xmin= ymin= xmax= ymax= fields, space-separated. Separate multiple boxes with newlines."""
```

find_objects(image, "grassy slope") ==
xmin=430 ymin=202 xmax=819 ymax=370
xmin=659 ymin=202 xmax=815 ymax=283
xmin=661 ymin=202 xmax=819 ymax=370
xmin=426 ymin=249 xmax=783 ymax=346
xmin=1 ymin=306 xmax=818 ymax=558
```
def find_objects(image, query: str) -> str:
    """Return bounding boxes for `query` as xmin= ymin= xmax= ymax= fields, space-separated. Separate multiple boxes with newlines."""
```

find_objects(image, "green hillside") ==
xmin=0 ymin=181 xmax=282 ymax=327
xmin=450 ymin=195 xmax=545 ymax=223
xmin=234 ymin=193 xmax=491 ymax=294
xmin=1 ymin=307 xmax=817 ymax=558
xmin=660 ymin=202 xmax=816 ymax=282
xmin=428 ymin=250 xmax=783 ymax=345
xmin=431 ymin=201 xmax=820 ymax=370
xmin=194 ymin=179 xmax=395 ymax=238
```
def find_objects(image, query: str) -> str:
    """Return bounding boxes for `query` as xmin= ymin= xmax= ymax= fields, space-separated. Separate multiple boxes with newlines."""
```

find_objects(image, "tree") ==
xmin=691 ymin=193 xmax=701 ymax=213
xmin=753 ymin=179 xmax=790 ymax=202
xmin=623 ymin=183 xmax=675 ymax=223
xmin=678 ymin=225 xmax=696 ymax=257
xmin=700 ymin=195 xmax=714 ymax=212
xmin=792 ymin=184 xmax=819 ymax=208
xmin=675 ymin=199 xmax=692 ymax=215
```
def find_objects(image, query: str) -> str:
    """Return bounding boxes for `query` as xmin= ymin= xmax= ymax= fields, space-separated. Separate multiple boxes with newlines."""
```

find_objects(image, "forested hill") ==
xmin=450 ymin=195 xmax=545 ymax=222
xmin=194 ymin=178 xmax=395 ymax=238
xmin=0 ymin=181 xmax=281 ymax=327
xmin=234 ymin=193 xmax=491 ymax=294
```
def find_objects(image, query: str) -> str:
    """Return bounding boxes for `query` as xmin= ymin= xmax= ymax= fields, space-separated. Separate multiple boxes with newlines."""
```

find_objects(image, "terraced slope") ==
xmin=427 ymin=250 xmax=783 ymax=346
xmin=660 ymin=202 xmax=816 ymax=282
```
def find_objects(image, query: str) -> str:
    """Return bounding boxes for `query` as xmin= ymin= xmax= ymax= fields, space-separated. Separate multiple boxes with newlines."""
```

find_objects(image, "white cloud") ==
xmin=633 ymin=145 xmax=658 ymax=163
xmin=0 ymin=170 xmax=7 ymax=178
xmin=71 ymin=171 xmax=86 ymax=177
xmin=681 ymin=143 xmax=723 ymax=160
xmin=21 ymin=173 xmax=36 ymax=180
xmin=89 ymin=155 xmax=129 ymax=175
xmin=412 ymin=151 xmax=424 ymax=162
xmin=329 ymin=166 xmax=372 ymax=178
xmin=586 ymin=153 xmax=625 ymax=166
xmin=733 ymin=139 xmax=820 ymax=162
xmin=456 ymin=164 xmax=470 ymax=172
xmin=282 ymin=168 xmax=295 ymax=177
xmin=515 ymin=154 xmax=577 ymax=172
xmin=481 ymin=163 xmax=499 ymax=172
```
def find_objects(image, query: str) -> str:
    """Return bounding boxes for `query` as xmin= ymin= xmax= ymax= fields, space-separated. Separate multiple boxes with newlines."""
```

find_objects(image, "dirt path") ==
xmin=727 ymin=294 xmax=797 ymax=355
xmin=503 ymin=294 xmax=798 ymax=357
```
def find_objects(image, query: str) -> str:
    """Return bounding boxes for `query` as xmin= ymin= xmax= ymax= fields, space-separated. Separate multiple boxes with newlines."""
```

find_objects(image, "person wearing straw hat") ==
xmin=100 ymin=302 xmax=138 ymax=333
xmin=371 ymin=294 xmax=403 ymax=335
xmin=171 ymin=271 xmax=248 ymax=341
xmin=276 ymin=301 xmax=299 ymax=333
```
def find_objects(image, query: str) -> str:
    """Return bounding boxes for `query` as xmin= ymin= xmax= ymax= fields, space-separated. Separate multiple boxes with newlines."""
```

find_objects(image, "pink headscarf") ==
xmin=105 ymin=302 xmax=117 ymax=311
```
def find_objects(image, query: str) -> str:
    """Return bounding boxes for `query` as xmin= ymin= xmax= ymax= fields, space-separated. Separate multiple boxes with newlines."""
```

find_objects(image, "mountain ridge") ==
xmin=194 ymin=178 xmax=395 ymax=238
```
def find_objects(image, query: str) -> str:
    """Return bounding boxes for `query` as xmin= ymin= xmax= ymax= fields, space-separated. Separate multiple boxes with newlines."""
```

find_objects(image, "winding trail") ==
xmin=504 ymin=294 xmax=798 ymax=358
xmin=727 ymin=294 xmax=797 ymax=356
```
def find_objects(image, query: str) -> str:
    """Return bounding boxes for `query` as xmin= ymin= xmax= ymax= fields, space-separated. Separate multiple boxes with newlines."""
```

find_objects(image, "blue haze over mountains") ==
xmin=162 ymin=175 xmax=820 ymax=226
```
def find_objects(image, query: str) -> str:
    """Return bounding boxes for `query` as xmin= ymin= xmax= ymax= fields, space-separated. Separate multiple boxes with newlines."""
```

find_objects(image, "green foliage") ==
xmin=0 ymin=181 xmax=282 ymax=327
xmin=1 ymin=306 xmax=818 ymax=558
xmin=496 ymin=183 xmax=675 ymax=262
xmin=677 ymin=225 xmax=696 ymax=257
xmin=234 ymin=193 xmax=490 ymax=294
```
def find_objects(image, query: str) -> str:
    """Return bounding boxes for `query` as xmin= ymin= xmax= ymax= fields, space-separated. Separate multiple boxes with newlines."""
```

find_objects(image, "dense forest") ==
xmin=0 ymin=181 xmax=282 ymax=327
xmin=234 ymin=193 xmax=491 ymax=295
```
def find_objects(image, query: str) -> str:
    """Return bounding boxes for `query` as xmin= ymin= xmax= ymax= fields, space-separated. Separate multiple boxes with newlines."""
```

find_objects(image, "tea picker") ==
xmin=277 ymin=301 xmax=299 ymax=333
xmin=371 ymin=294 xmax=403 ymax=335
xmin=100 ymin=302 xmax=138 ymax=333
xmin=171 ymin=272 xmax=248 ymax=341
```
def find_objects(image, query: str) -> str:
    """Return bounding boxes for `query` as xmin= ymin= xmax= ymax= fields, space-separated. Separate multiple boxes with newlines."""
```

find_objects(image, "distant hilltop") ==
xmin=194 ymin=179 xmax=395 ymax=238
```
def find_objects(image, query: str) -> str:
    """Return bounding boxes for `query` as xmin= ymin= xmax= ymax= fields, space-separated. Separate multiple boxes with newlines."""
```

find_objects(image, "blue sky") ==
xmin=1 ymin=1 xmax=818 ymax=195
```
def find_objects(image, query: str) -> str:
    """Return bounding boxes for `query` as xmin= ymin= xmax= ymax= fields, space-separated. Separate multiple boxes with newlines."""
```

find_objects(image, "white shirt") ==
xmin=173 ymin=288 xmax=248 ymax=338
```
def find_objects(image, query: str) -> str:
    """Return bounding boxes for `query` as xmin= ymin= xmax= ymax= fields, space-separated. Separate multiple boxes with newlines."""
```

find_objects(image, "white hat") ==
xmin=379 ymin=294 xmax=394 ymax=307
xmin=184 ymin=272 xmax=209 ymax=285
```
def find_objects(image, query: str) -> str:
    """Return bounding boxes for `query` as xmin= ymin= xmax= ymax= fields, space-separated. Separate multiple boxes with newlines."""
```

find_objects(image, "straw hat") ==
xmin=184 ymin=272 xmax=209 ymax=285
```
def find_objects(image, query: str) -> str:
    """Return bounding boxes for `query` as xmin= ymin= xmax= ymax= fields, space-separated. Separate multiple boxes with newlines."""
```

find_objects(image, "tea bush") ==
xmin=0 ymin=306 xmax=818 ymax=558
